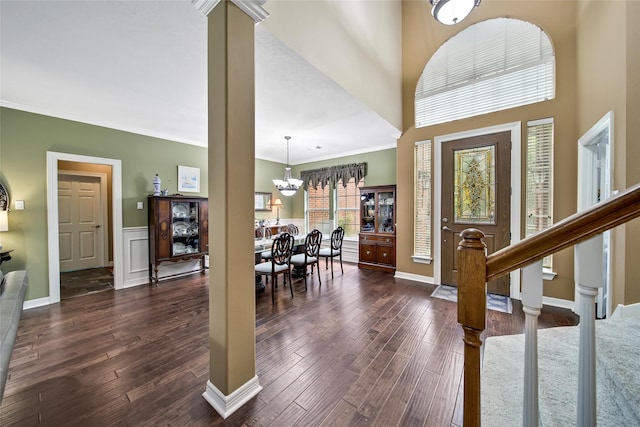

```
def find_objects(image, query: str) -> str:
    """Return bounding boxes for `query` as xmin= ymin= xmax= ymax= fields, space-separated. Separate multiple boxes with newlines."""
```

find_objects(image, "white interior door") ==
xmin=58 ymin=173 xmax=104 ymax=272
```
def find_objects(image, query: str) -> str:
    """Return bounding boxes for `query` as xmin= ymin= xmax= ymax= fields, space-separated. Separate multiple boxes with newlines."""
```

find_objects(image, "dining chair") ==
xmin=259 ymin=227 xmax=276 ymax=263
xmin=290 ymin=229 xmax=322 ymax=290
xmin=255 ymin=232 xmax=294 ymax=304
xmin=286 ymin=224 xmax=299 ymax=235
xmin=318 ymin=226 xmax=345 ymax=278
xmin=255 ymin=226 xmax=272 ymax=240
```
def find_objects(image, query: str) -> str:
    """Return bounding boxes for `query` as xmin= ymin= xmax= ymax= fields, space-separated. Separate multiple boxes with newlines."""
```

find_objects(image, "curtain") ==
xmin=300 ymin=163 xmax=367 ymax=189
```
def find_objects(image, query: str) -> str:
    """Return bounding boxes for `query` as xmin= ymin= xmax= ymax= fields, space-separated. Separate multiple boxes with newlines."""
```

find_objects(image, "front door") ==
xmin=58 ymin=174 xmax=104 ymax=272
xmin=441 ymin=131 xmax=511 ymax=295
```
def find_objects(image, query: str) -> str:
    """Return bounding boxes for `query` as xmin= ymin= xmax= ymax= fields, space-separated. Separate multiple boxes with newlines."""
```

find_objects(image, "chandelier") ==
xmin=429 ymin=0 xmax=480 ymax=25
xmin=273 ymin=136 xmax=303 ymax=197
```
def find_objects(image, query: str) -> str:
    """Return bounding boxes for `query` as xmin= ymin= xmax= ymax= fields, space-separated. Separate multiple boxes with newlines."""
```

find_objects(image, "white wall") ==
xmin=261 ymin=0 xmax=402 ymax=130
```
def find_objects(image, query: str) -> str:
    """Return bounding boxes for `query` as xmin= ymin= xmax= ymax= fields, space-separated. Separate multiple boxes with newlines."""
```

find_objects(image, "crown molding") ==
xmin=191 ymin=0 xmax=220 ymax=16
xmin=191 ymin=0 xmax=269 ymax=22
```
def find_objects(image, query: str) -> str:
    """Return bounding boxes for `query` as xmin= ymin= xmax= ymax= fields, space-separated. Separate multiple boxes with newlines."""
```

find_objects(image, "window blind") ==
xmin=526 ymin=118 xmax=554 ymax=268
xmin=414 ymin=141 xmax=432 ymax=258
xmin=306 ymin=183 xmax=331 ymax=235
xmin=416 ymin=18 xmax=555 ymax=128
xmin=335 ymin=177 xmax=364 ymax=238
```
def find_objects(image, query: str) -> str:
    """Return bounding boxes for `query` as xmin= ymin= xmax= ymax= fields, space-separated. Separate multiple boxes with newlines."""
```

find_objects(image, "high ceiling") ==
xmin=0 ymin=0 xmax=400 ymax=165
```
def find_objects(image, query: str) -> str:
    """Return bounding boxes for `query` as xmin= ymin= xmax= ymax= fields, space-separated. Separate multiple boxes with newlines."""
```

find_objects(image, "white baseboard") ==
xmin=394 ymin=271 xmax=435 ymax=285
xmin=542 ymin=296 xmax=574 ymax=310
xmin=23 ymin=296 xmax=52 ymax=310
xmin=610 ymin=302 xmax=640 ymax=320
xmin=202 ymin=376 xmax=262 ymax=419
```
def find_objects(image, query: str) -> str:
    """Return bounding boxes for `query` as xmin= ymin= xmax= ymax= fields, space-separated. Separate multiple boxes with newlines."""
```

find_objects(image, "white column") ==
xmin=521 ymin=260 xmax=543 ymax=427
xmin=195 ymin=0 xmax=269 ymax=419
xmin=574 ymin=234 xmax=604 ymax=427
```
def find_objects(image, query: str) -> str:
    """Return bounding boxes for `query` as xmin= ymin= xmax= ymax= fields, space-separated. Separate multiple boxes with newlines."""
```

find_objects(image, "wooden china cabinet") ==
xmin=358 ymin=185 xmax=396 ymax=273
xmin=148 ymin=195 xmax=208 ymax=285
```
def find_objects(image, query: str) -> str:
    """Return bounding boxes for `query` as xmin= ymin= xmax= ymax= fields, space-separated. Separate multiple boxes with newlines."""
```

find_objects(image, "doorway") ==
xmin=46 ymin=152 xmax=123 ymax=305
xmin=578 ymin=111 xmax=613 ymax=318
xmin=441 ymin=131 xmax=511 ymax=295
xmin=58 ymin=169 xmax=113 ymax=298
xmin=434 ymin=122 xmax=522 ymax=298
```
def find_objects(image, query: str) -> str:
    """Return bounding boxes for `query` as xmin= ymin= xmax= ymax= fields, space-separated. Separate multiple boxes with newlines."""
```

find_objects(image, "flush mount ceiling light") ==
xmin=429 ymin=0 xmax=481 ymax=25
xmin=273 ymin=136 xmax=304 ymax=197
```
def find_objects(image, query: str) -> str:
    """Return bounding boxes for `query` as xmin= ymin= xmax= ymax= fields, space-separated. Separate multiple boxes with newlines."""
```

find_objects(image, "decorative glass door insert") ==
xmin=454 ymin=146 xmax=496 ymax=224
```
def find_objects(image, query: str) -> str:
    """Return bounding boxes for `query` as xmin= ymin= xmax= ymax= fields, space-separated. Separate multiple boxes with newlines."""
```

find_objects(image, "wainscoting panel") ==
xmin=319 ymin=237 xmax=358 ymax=265
xmin=123 ymin=227 xmax=151 ymax=287
xmin=123 ymin=227 xmax=204 ymax=288
xmin=341 ymin=238 xmax=359 ymax=264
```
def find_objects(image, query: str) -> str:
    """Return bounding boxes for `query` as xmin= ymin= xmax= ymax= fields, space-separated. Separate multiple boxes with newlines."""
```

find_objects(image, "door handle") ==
xmin=442 ymin=225 xmax=451 ymax=232
xmin=93 ymin=225 xmax=101 ymax=229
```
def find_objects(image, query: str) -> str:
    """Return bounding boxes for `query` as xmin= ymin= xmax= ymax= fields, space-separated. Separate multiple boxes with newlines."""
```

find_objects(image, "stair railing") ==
xmin=457 ymin=182 xmax=640 ymax=427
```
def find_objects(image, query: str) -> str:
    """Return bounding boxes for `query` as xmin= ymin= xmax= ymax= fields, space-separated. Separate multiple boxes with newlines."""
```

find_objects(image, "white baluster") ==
xmin=521 ymin=260 xmax=543 ymax=427
xmin=574 ymin=234 xmax=604 ymax=427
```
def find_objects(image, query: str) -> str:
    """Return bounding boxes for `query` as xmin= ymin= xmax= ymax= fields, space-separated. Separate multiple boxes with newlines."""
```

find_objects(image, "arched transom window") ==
xmin=415 ymin=18 xmax=555 ymax=127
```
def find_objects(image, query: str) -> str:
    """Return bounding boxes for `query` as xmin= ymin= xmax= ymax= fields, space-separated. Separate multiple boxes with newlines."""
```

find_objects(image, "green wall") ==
xmin=254 ymin=158 xmax=293 ymax=222
xmin=0 ymin=107 xmax=208 ymax=300
xmin=0 ymin=107 xmax=396 ymax=301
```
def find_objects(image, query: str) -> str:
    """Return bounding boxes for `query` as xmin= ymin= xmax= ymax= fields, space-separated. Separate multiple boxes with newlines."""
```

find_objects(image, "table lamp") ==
xmin=272 ymin=198 xmax=284 ymax=225
xmin=0 ymin=210 xmax=8 ymax=250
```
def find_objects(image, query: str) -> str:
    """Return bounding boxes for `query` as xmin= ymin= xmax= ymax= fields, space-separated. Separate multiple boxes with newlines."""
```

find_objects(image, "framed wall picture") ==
xmin=177 ymin=166 xmax=200 ymax=193
xmin=0 ymin=183 xmax=8 ymax=211
xmin=254 ymin=192 xmax=272 ymax=211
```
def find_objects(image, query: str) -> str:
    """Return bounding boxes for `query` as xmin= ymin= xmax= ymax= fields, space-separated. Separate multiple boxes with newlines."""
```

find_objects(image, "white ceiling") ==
xmin=0 ymin=0 xmax=400 ymax=165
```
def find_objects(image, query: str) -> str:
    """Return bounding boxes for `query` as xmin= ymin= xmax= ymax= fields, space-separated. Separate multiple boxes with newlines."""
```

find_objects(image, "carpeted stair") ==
xmin=481 ymin=317 xmax=640 ymax=426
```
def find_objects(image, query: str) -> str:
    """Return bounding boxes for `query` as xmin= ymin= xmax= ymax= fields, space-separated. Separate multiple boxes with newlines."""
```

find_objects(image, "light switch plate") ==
xmin=15 ymin=200 xmax=25 ymax=210
xmin=137 ymin=201 xmax=144 ymax=210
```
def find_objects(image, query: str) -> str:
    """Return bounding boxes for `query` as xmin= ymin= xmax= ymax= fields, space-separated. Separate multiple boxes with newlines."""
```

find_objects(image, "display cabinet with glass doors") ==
xmin=358 ymin=185 xmax=396 ymax=273
xmin=148 ymin=196 xmax=209 ymax=285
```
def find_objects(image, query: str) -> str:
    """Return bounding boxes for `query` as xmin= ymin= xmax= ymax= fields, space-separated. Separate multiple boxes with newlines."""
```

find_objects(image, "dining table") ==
xmin=254 ymin=233 xmax=314 ymax=292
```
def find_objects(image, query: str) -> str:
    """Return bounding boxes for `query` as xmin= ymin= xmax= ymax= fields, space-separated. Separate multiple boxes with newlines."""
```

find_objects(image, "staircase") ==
xmin=482 ymin=316 xmax=640 ymax=426
xmin=455 ymin=183 xmax=640 ymax=426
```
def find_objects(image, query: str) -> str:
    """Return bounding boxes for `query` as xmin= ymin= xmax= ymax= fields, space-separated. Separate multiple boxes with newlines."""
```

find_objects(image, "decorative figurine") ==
xmin=153 ymin=174 xmax=161 ymax=196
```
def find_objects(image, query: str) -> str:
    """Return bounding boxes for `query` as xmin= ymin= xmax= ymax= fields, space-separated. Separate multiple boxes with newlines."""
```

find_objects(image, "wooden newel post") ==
xmin=457 ymin=228 xmax=487 ymax=427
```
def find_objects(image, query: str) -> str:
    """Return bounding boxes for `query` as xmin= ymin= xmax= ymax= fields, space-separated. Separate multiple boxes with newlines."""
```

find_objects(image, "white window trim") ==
xmin=543 ymin=269 xmax=557 ymax=281
xmin=412 ymin=255 xmax=433 ymax=265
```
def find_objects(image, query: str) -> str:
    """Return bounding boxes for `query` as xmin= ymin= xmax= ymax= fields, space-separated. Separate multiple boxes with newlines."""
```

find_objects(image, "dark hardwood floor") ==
xmin=1 ymin=264 xmax=577 ymax=426
xmin=60 ymin=267 xmax=114 ymax=300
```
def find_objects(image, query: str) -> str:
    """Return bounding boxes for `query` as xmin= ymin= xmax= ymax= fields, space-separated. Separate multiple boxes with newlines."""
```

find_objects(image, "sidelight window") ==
xmin=526 ymin=118 xmax=554 ymax=269
xmin=413 ymin=140 xmax=432 ymax=262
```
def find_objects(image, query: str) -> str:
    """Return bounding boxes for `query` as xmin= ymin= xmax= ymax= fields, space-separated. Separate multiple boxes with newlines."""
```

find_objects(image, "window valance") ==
xmin=300 ymin=162 xmax=367 ymax=189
